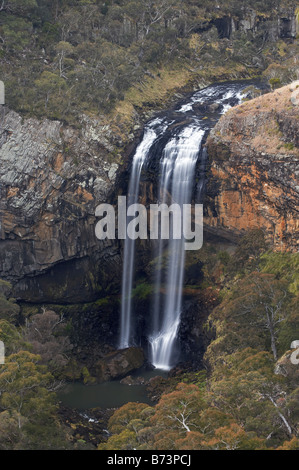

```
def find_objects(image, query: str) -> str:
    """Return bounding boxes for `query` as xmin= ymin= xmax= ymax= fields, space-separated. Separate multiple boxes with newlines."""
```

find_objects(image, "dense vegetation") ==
xmin=0 ymin=286 xmax=73 ymax=449
xmin=1 ymin=0 xmax=298 ymax=126
xmin=0 ymin=231 xmax=298 ymax=449
xmin=98 ymin=232 xmax=299 ymax=451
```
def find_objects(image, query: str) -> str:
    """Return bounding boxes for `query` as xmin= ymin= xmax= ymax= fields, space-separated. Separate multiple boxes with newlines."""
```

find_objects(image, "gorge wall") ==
xmin=0 ymin=81 xmax=298 ymax=307
xmin=0 ymin=109 xmax=124 ymax=302
xmin=205 ymin=81 xmax=299 ymax=252
xmin=0 ymin=79 xmax=298 ymax=372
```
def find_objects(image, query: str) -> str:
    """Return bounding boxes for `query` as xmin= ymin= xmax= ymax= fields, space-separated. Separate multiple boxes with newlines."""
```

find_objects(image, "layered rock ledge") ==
xmin=205 ymin=81 xmax=299 ymax=252
xmin=0 ymin=110 xmax=123 ymax=301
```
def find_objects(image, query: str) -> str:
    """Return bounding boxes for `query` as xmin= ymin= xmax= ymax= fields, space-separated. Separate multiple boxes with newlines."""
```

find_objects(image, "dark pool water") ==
xmin=58 ymin=369 xmax=167 ymax=410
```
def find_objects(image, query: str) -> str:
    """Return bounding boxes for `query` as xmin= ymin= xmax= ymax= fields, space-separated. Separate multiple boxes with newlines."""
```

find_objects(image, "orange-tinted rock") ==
xmin=0 ymin=110 xmax=121 ymax=301
xmin=205 ymin=82 xmax=299 ymax=252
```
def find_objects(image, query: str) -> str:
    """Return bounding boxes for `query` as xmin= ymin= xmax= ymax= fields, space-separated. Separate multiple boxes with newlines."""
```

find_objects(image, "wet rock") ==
xmin=193 ymin=101 xmax=220 ymax=114
xmin=120 ymin=375 xmax=146 ymax=385
xmin=93 ymin=347 xmax=145 ymax=382
xmin=58 ymin=405 xmax=114 ymax=448
xmin=179 ymin=289 xmax=218 ymax=367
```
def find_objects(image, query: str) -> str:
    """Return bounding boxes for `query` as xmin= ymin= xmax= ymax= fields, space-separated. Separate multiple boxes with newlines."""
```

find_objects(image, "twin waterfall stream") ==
xmin=119 ymin=82 xmax=251 ymax=371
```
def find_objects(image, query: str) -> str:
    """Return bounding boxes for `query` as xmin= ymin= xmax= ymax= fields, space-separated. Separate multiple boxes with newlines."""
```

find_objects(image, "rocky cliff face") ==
xmin=1 ymin=80 xmax=298 ymax=306
xmin=205 ymin=81 xmax=299 ymax=252
xmin=212 ymin=7 xmax=298 ymax=40
xmin=0 ymin=110 xmax=124 ymax=302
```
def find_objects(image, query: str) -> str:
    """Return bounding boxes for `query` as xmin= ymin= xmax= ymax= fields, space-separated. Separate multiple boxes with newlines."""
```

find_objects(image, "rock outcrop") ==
xmin=93 ymin=347 xmax=145 ymax=383
xmin=0 ymin=110 xmax=123 ymax=302
xmin=205 ymin=81 xmax=299 ymax=252
xmin=212 ymin=8 xmax=298 ymax=41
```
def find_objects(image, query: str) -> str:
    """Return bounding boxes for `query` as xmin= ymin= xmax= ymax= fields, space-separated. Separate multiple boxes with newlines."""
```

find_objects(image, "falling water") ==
xmin=119 ymin=81 xmax=260 ymax=366
xmin=149 ymin=126 xmax=205 ymax=370
xmin=119 ymin=118 xmax=166 ymax=348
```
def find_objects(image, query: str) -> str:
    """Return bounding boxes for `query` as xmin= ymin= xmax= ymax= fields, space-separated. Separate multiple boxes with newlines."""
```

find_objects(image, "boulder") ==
xmin=120 ymin=375 xmax=146 ymax=385
xmin=93 ymin=347 xmax=145 ymax=382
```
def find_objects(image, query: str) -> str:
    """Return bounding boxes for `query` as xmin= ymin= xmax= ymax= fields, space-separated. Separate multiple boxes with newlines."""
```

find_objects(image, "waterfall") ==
xmin=119 ymin=81 xmax=255 ymax=365
xmin=149 ymin=126 xmax=205 ymax=370
xmin=119 ymin=118 xmax=166 ymax=348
